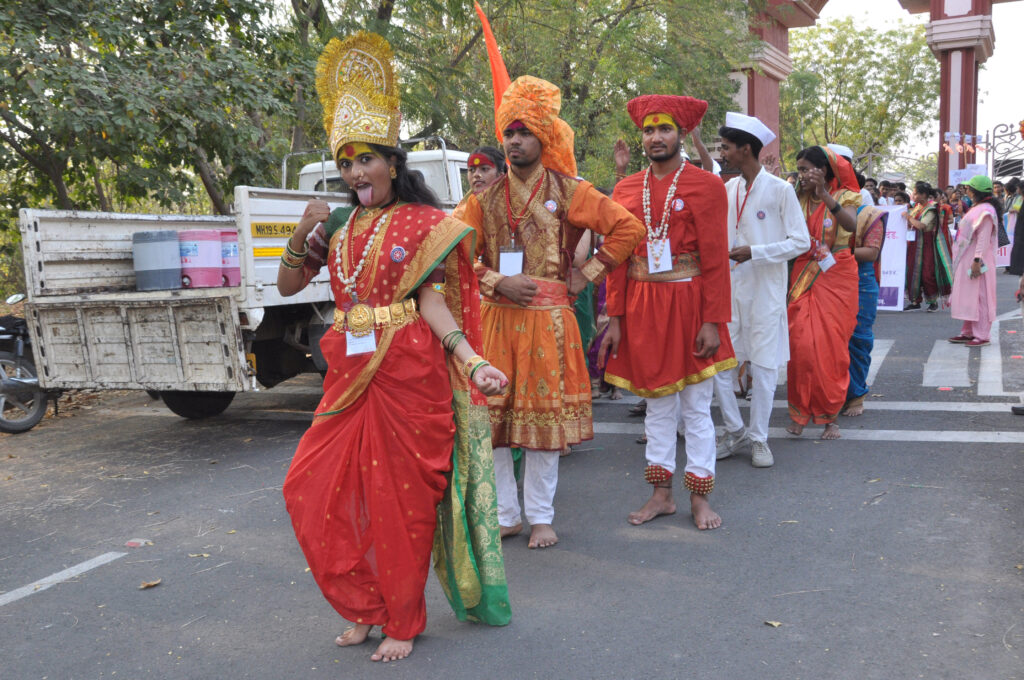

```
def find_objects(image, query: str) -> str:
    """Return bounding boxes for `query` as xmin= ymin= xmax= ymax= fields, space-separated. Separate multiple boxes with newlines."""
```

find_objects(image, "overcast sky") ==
xmin=818 ymin=0 xmax=1024 ymax=153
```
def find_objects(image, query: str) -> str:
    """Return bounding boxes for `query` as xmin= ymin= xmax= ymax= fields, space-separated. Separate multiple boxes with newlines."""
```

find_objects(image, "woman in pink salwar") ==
xmin=949 ymin=175 xmax=1002 ymax=348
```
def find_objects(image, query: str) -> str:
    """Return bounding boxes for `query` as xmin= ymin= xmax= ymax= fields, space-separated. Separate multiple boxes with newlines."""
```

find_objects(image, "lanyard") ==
xmin=505 ymin=172 xmax=545 ymax=235
xmin=734 ymin=173 xmax=758 ymax=229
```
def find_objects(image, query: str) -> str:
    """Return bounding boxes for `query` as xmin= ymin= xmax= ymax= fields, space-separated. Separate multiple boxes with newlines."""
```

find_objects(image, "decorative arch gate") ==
xmin=991 ymin=122 xmax=1024 ymax=180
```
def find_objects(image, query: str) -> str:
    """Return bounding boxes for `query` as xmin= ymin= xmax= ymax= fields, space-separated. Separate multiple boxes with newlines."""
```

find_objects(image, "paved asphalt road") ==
xmin=2 ymin=276 xmax=1022 ymax=680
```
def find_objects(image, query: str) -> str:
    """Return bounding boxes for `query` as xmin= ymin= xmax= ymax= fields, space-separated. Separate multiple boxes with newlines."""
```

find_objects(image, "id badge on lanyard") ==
xmin=647 ymin=239 xmax=673 ymax=274
xmin=346 ymin=330 xmax=377 ymax=356
xmin=499 ymin=233 xmax=524 ymax=276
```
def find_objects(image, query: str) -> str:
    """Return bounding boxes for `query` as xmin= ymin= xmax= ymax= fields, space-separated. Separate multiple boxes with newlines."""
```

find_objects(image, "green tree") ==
xmin=0 ymin=0 xmax=289 ymax=217
xmin=779 ymin=17 xmax=940 ymax=172
xmin=284 ymin=0 xmax=762 ymax=186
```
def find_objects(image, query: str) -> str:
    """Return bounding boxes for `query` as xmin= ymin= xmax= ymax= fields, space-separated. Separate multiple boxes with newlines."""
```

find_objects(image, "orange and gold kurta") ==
xmin=605 ymin=163 xmax=736 ymax=396
xmin=456 ymin=165 xmax=644 ymax=450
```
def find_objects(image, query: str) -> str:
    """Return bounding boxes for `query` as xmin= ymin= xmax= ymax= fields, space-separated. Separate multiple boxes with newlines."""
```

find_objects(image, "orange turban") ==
xmin=496 ymin=76 xmax=577 ymax=177
xmin=627 ymin=95 xmax=708 ymax=132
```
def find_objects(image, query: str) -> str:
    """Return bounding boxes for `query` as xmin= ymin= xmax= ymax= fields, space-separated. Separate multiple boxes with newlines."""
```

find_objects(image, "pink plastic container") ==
xmin=179 ymin=229 xmax=223 ymax=288
xmin=220 ymin=229 xmax=240 ymax=286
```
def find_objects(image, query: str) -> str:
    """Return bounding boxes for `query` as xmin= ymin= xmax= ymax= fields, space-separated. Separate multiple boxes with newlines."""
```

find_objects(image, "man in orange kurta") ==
xmin=601 ymin=95 xmax=735 ymax=531
xmin=455 ymin=76 xmax=644 ymax=549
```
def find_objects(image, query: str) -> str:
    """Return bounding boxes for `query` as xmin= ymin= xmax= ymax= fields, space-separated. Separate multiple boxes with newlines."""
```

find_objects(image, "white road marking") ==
xmin=978 ymin=320 xmax=1018 ymax=397
xmin=593 ymin=421 xmax=1024 ymax=444
xmin=922 ymin=340 xmax=971 ymax=387
xmin=0 ymin=552 xmax=126 ymax=607
xmin=866 ymin=339 xmax=894 ymax=387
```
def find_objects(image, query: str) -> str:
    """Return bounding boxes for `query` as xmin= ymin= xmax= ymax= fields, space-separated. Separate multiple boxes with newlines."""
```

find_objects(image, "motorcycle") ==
xmin=0 ymin=293 xmax=52 ymax=433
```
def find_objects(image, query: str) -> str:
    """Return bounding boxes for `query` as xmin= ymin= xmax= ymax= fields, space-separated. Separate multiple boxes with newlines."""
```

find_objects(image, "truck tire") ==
xmin=0 ymin=350 xmax=49 ymax=434
xmin=159 ymin=391 xmax=235 ymax=419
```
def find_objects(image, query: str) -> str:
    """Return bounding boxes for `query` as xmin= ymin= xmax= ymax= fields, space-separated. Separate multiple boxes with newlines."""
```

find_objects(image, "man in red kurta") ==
xmin=600 ymin=95 xmax=735 ymax=530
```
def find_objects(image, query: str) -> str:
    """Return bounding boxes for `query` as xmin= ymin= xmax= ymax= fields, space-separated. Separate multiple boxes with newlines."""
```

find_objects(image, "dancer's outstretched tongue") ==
xmin=357 ymin=185 xmax=374 ymax=206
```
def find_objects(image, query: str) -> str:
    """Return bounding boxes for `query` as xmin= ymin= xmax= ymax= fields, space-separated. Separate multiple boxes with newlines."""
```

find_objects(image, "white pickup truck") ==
xmin=17 ymin=147 xmax=469 ymax=419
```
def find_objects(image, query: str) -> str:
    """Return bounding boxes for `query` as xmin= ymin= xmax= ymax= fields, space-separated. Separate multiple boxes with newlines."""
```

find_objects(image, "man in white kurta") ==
xmin=713 ymin=113 xmax=810 ymax=467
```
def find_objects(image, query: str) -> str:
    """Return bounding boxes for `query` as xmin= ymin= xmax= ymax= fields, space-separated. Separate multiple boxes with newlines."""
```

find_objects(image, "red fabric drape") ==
xmin=786 ymin=147 xmax=860 ymax=425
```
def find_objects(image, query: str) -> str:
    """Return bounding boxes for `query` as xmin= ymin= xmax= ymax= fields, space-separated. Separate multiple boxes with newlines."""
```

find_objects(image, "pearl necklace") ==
xmin=642 ymin=162 xmax=685 ymax=268
xmin=333 ymin=204 xmax=395 ymax=301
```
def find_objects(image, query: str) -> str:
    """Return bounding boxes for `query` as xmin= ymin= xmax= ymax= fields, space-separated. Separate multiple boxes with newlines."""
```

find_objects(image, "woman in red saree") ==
xmin=786 ymin=146 xmax=862 ymax=440
xmin=276 ymin=32 xmax=510 ymax=664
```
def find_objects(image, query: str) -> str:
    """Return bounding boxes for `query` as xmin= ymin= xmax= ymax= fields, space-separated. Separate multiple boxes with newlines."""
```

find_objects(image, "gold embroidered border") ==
xmin=604 ymin=357 xmax=738 ymax=398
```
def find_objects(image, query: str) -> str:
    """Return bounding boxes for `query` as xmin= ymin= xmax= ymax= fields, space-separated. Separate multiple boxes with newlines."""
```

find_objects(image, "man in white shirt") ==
xmin=713 ymin=113 xmax=811 ymax=467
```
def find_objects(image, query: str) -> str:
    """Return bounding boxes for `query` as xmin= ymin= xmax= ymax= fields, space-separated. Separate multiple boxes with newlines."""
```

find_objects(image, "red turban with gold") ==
xmin=627 ymin=95 xmax=708 ymax=131
xmin=495 ymin=76 xmax=577 ymax=177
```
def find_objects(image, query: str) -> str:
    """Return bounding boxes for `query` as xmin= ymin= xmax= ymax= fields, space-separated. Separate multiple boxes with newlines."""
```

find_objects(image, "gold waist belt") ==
xmin=332 ymin=298 xmax=419 ymax=336
xmin=627 ymin=252 xmax=702 ymax=283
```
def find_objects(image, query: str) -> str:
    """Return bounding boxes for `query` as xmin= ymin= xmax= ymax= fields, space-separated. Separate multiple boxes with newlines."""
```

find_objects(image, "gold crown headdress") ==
xmin=316 ymin=32 xmax=401 ymax=159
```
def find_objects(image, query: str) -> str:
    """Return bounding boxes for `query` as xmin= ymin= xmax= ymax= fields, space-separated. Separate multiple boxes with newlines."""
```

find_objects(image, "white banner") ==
xmin=949 ymin=163 xmax=987 ymax=188
xmin=877 ymin=205 xmax=908 ymax=311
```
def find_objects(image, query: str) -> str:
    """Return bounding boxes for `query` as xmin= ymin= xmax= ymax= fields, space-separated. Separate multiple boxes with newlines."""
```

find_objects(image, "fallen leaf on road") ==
xmin=188 ymin=553 xmax=211 ymax=558
xmin=1016 ymin=564 xmax=1022 ymax=570
xmin=243 ymin=438 xmax=253 ymax=443
xmin=779 ymin=520 xmax=798 ymax=525
xmin=226 ymin=530 xmax=237 ymax=534
xmin=866 ymin=492 xmax=887 ymax=506
xmin=867 ymin=478 xmax=881 ymax=483
xmin=765 ymin=621 xmax=782 ymax=628
xmin=139 ymin=579 xmax=162 ymax=589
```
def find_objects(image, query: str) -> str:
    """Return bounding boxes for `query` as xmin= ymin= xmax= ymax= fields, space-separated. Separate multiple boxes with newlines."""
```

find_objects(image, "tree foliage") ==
xmin=779 ymin=17 xmax=940 ymax=173
xmin=0 ymin=0 xmax=289 ymax=217
xmin=2 ymin=0 xmax=763 ymax=228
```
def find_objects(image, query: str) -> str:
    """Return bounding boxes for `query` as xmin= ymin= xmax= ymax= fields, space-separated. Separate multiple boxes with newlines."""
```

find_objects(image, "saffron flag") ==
xmin=474 ymin=1 xmax=511 ymax=141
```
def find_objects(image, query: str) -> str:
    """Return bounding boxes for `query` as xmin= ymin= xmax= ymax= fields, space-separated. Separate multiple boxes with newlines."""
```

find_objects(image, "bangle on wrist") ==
xmin=441 ymin=329 xmax=466 ymax=353
xmin=286 ymin=240 xmax=309 ymax=259
xmin=280 ymin=254 xmax=303 ymax=269
xmin=469 ymin=359 xmax=490 ymax=381
xmin=464 ymin=354 xmax=487 ymax=378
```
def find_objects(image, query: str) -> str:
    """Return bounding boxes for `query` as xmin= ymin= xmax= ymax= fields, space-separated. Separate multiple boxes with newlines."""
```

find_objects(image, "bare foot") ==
xmin=371 ymin=636 xmax=413 ymax=662
xmin=627 ymin=487 xmax=676 ymax=525
xmin=335 ymin=623 xmax=372 ymax=647
xmin=500 ymin=523 xmax=522 ymax=538
xmin=786 ymin=421 xmax=804 ymax=436
xmin=607 ymin=387 xmax=622 ymax=400
xmin=559 ymin=446 xmax=572 ymax=457
xmin=528 ymin=524 xmax=558 ymax=548
xmin=821 ymin=423 xmax=841 ymax=440
xmin=691 ymin=493 xmax=721 ymax=530
xmin=840 ymin=402 xmax=864 ymax=417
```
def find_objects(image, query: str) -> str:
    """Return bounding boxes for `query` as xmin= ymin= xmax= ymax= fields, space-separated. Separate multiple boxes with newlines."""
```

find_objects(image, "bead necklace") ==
xmin=642 ymin=161 xmax=686 ymax=267
xmin=333 ymin=203 xmax=397 ymax=301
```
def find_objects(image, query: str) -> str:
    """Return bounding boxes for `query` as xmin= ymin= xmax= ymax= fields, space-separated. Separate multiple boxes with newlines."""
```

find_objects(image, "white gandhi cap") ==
xmin=723 ymin=112 xmax=776 ymax=146
xmin=827 ymin=143 xmax=854 ymax=159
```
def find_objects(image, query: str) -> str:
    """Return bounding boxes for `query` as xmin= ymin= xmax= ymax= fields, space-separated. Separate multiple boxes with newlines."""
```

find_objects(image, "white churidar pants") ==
xmin=492 ymin=446 xmax=559 ymax=526
xmin=645 ymin=378 xmax=715 ymax=479
xmin=713 ymin=363 xmax=778 ymax=443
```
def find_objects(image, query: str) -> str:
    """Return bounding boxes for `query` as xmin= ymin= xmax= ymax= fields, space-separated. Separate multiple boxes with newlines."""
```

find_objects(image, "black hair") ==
xmin=718 ymin=126 xmax=763 ymax=158
xmin=1007 ymin=177 xmax=1020 ymax=192
xmin=470 ymin=146 xmax=507 ymax=172
xmin=854 ymin=170 xmax=867 ymax=190
xmin=896 ymin=181 xmax=906 ymax=191
xmin=894 ymin=191 xmax=911 ymax=204
xmin=969 ymin=188 xmax=1004 ymax=224
xmin=914 ymin=180 xmax=932 ymax=197
xmin=879 ymin=180 xmax=892 ymax=188
xmin=795 ymin=146 xmax=835 ymax=182
xmin=865 ymin=177 xmax=877 ymax=186
xmin=342 ymin=144 xmax=441 ymax=209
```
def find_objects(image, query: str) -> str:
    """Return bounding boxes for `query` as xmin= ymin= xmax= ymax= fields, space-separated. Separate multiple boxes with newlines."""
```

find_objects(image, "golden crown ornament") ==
xmin=316 ymin=32 xmax=401 ymax=158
